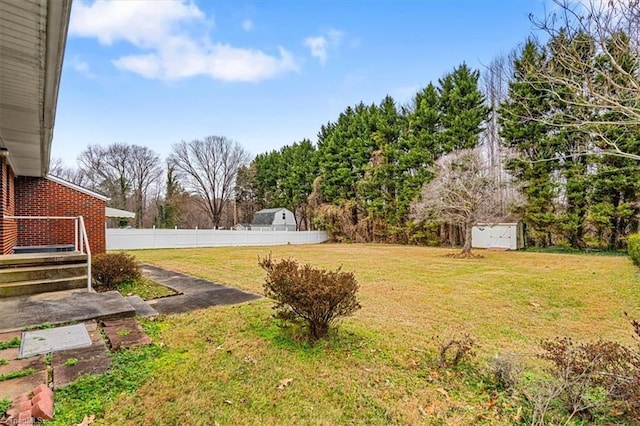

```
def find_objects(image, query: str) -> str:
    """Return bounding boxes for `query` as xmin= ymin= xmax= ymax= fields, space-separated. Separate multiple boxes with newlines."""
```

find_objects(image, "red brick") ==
xmin=18 ymin=400 xmax=31 ymax=412
xmin=31 ymin=391 xmax=52 ymax=406
xmin=31 ymin=398 xmax=54 ymax=421
xmin=31 ymin=384 xmax=52 ymax=398
xmin=12 ymin=176 xmax=106 ymax=254
xmin=18 ymin=409 xmax=34 ymax=424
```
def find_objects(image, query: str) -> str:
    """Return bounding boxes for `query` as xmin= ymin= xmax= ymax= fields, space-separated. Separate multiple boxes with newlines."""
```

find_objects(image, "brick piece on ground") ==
xmin=101 ymin=318 xmax=152 ymax=350
xmin=18 ymin=409 xmax=34 ymax=425
xmin=32 ymin=384 xmax=53 ymax=397
xmin=31 ymin=391 xmax=52 ymax=406
xmin=32 ymin=398 xmax=53 ymax=421
xmin=18 ymin=400 xmax=31 ymax=412
xmin=84 ymin=320 xmax=98 ymax=332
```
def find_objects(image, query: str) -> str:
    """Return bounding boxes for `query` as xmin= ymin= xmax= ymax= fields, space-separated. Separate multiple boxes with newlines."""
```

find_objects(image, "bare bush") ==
xmin=526 ymin=328 xmax=640 ymax=424
xmin=92 ymin=252 xmax=141 ymax=291
xmin=433 ymin=329 xmax=477 ymax=368
xmin=488 ymin=352 xmax=524 ymax=391
xmin=259 ymin=255 xmax=361 ymax=341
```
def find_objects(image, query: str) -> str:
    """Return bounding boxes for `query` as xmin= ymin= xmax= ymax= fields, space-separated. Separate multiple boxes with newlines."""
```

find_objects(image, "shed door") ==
xmin=489 ymin=226 xmax=514 ymax=249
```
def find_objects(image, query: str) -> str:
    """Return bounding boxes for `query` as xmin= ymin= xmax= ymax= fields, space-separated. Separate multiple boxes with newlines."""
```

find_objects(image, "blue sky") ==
xmin=52 ymin=0 xmax=549 ymax=165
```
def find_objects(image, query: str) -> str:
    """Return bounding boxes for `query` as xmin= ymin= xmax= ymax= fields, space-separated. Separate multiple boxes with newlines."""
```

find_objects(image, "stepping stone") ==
xmin=20 ymin=324 xmax=91 ymax=358
xmin=0 ymin=347 xmax=20 ymax=361
xmin=51 ymin=324 xmax=111 ymax=389
xmin=125 ymin=295 xmax=159 ymax=318
xmin=101 ymin=318 xmax=152 ymax=350
xmin=0 ymin=330 xmax=22 ymax=342
xmin=0 ymin=369 xmax=47 ymax=400
xmin=52 ymin=344 xmax=111 ymax=389
xmin=0 ymin=354 xmax=45 ymax=375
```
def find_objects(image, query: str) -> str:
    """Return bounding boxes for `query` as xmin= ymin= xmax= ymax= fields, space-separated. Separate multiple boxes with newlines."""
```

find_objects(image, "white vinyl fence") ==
xmin=106 ymin=228 xmax=328 ymax=250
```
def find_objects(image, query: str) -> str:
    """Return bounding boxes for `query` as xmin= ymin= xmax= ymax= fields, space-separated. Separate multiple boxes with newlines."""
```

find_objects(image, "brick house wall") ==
xmin=15 ymin=177 xmax=106 ymax=254
xmin=0 ymin=157 xmax=17 ymax=254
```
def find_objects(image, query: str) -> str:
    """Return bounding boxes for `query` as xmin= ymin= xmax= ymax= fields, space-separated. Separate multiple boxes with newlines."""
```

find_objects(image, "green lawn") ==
xmin=51 ymin=245 xmax=640 ymax=425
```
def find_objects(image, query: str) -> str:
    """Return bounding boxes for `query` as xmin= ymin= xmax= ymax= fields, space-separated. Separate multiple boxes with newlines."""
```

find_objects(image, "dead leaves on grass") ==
xmin=277 ymin=378 xmax=293 ymax=391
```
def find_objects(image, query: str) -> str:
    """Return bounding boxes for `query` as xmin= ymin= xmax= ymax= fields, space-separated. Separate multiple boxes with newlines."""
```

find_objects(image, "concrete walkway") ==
xmin=141 ymin=264 xmax=262 ymax=315
xmin=0 ymin=265 xmax=261 ymax=332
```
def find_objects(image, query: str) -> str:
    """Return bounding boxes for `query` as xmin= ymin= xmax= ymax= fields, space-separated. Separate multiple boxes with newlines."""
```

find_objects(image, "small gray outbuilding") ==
xmin=471 ymin=222 xmax=525 ymax=250
xmin=250 ymin=208 xmax=297 ymax=231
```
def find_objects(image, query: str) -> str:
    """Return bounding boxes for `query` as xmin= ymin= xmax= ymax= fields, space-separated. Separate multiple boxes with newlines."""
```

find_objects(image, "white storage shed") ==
xmin=250 ymin=208 xmax=297 ymax=231
xmin=471 ymin=222 xmax=524 ymax=250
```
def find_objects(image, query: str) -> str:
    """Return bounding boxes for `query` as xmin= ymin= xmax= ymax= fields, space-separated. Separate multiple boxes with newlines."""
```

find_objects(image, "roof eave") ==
xmin=41 ymin=0 xmax=73 ymax=176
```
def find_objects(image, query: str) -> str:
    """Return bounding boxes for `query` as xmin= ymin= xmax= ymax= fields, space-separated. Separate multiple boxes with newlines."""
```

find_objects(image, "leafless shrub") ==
xmin=259 ymin=255 xmax=361 ymax=341
xmin=488 ymin=352 xmax=524 ymax=391
xmin=525 ymin=328 xmax=640 ymax=424
xmin=433 ymin=329 xmax=477 ymax=368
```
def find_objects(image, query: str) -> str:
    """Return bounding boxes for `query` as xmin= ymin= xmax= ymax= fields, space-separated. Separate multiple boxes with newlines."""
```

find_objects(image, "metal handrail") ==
xmin=77 ymin=216 xmax=92 ymax=292
xmin=3 ymin=215 xmax=93 ymax=291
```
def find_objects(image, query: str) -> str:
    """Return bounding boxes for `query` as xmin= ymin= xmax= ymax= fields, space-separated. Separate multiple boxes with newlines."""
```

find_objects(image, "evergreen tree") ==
xmin=439 ymin=63 xmax=489 ymax=152
xmin=499 ymin=40 xmax=559 ymax=246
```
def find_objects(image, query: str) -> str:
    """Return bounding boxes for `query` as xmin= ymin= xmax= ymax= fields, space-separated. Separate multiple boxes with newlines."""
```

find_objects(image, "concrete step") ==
xmin=0 ymin=290 xmax=137 ymax=333
xmin=0 ymin=276 xmax=88 ymax=297
xmin=0 ymin=263 xmax=88 ymax=284
xmin=0 ymin=252 xmax=87 ymax=268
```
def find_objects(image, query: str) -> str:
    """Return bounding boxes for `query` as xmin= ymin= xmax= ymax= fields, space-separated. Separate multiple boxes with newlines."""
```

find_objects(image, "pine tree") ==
xmin=439 ymin=63 xmax=489 ymax=152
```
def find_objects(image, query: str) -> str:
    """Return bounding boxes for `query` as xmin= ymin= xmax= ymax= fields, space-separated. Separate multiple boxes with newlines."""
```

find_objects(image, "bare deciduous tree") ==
xmin=129 ymin=145 xmax=162 ymax=227
xmin=411 ymin=148 xmax=500 ymax=256
xmin=48 ymin=158 xmax=87 ymax=186
xmin=528 ymin=0 xmax=640 ymax=160
xmin=169 ymin=135 xmax=251 ymax=228
xmin=78 ymin=143 xmax=162 ymax=227
xmin=79 ymin=143 xmax=131 ymax=209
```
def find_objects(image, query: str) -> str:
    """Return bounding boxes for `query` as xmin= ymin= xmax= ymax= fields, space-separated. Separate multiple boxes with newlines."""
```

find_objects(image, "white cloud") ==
xmin=304 ymin=36 xmax=329 ymax=65
xmin=70 ymin=0 xmax=204 ymax=47
xmin=304 ymin=28 xmax=350 ymax=65
xmin=242 ymin=19 xmax=253 ymax=32
xmin=69 ymin=0 xmax=297 ymax=83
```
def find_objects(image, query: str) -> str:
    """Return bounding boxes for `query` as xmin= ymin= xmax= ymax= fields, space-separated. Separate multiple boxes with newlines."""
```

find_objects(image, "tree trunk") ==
xmin=461 ymin=222 xmax=473 ymax=255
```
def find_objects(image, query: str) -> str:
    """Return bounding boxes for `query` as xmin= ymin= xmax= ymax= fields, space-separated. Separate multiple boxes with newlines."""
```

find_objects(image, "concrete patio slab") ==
xmin=0 ymin=290 xmax=136 ymax=333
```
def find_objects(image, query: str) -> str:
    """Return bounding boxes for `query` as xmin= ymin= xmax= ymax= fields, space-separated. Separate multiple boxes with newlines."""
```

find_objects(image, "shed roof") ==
xmin=251 ymin=208 xmax=292 ymax=225
xmin=252 ymin=211 xmax=277 ymax=225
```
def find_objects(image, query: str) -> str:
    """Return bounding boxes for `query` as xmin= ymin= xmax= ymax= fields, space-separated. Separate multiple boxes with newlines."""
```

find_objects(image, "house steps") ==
xmin=0 ymin=252 xmax=89 ymax=297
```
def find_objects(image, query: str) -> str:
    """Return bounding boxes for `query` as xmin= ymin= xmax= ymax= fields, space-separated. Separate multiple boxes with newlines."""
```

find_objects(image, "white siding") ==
xmin=472 ymin=223 xmax=522 ymax=250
